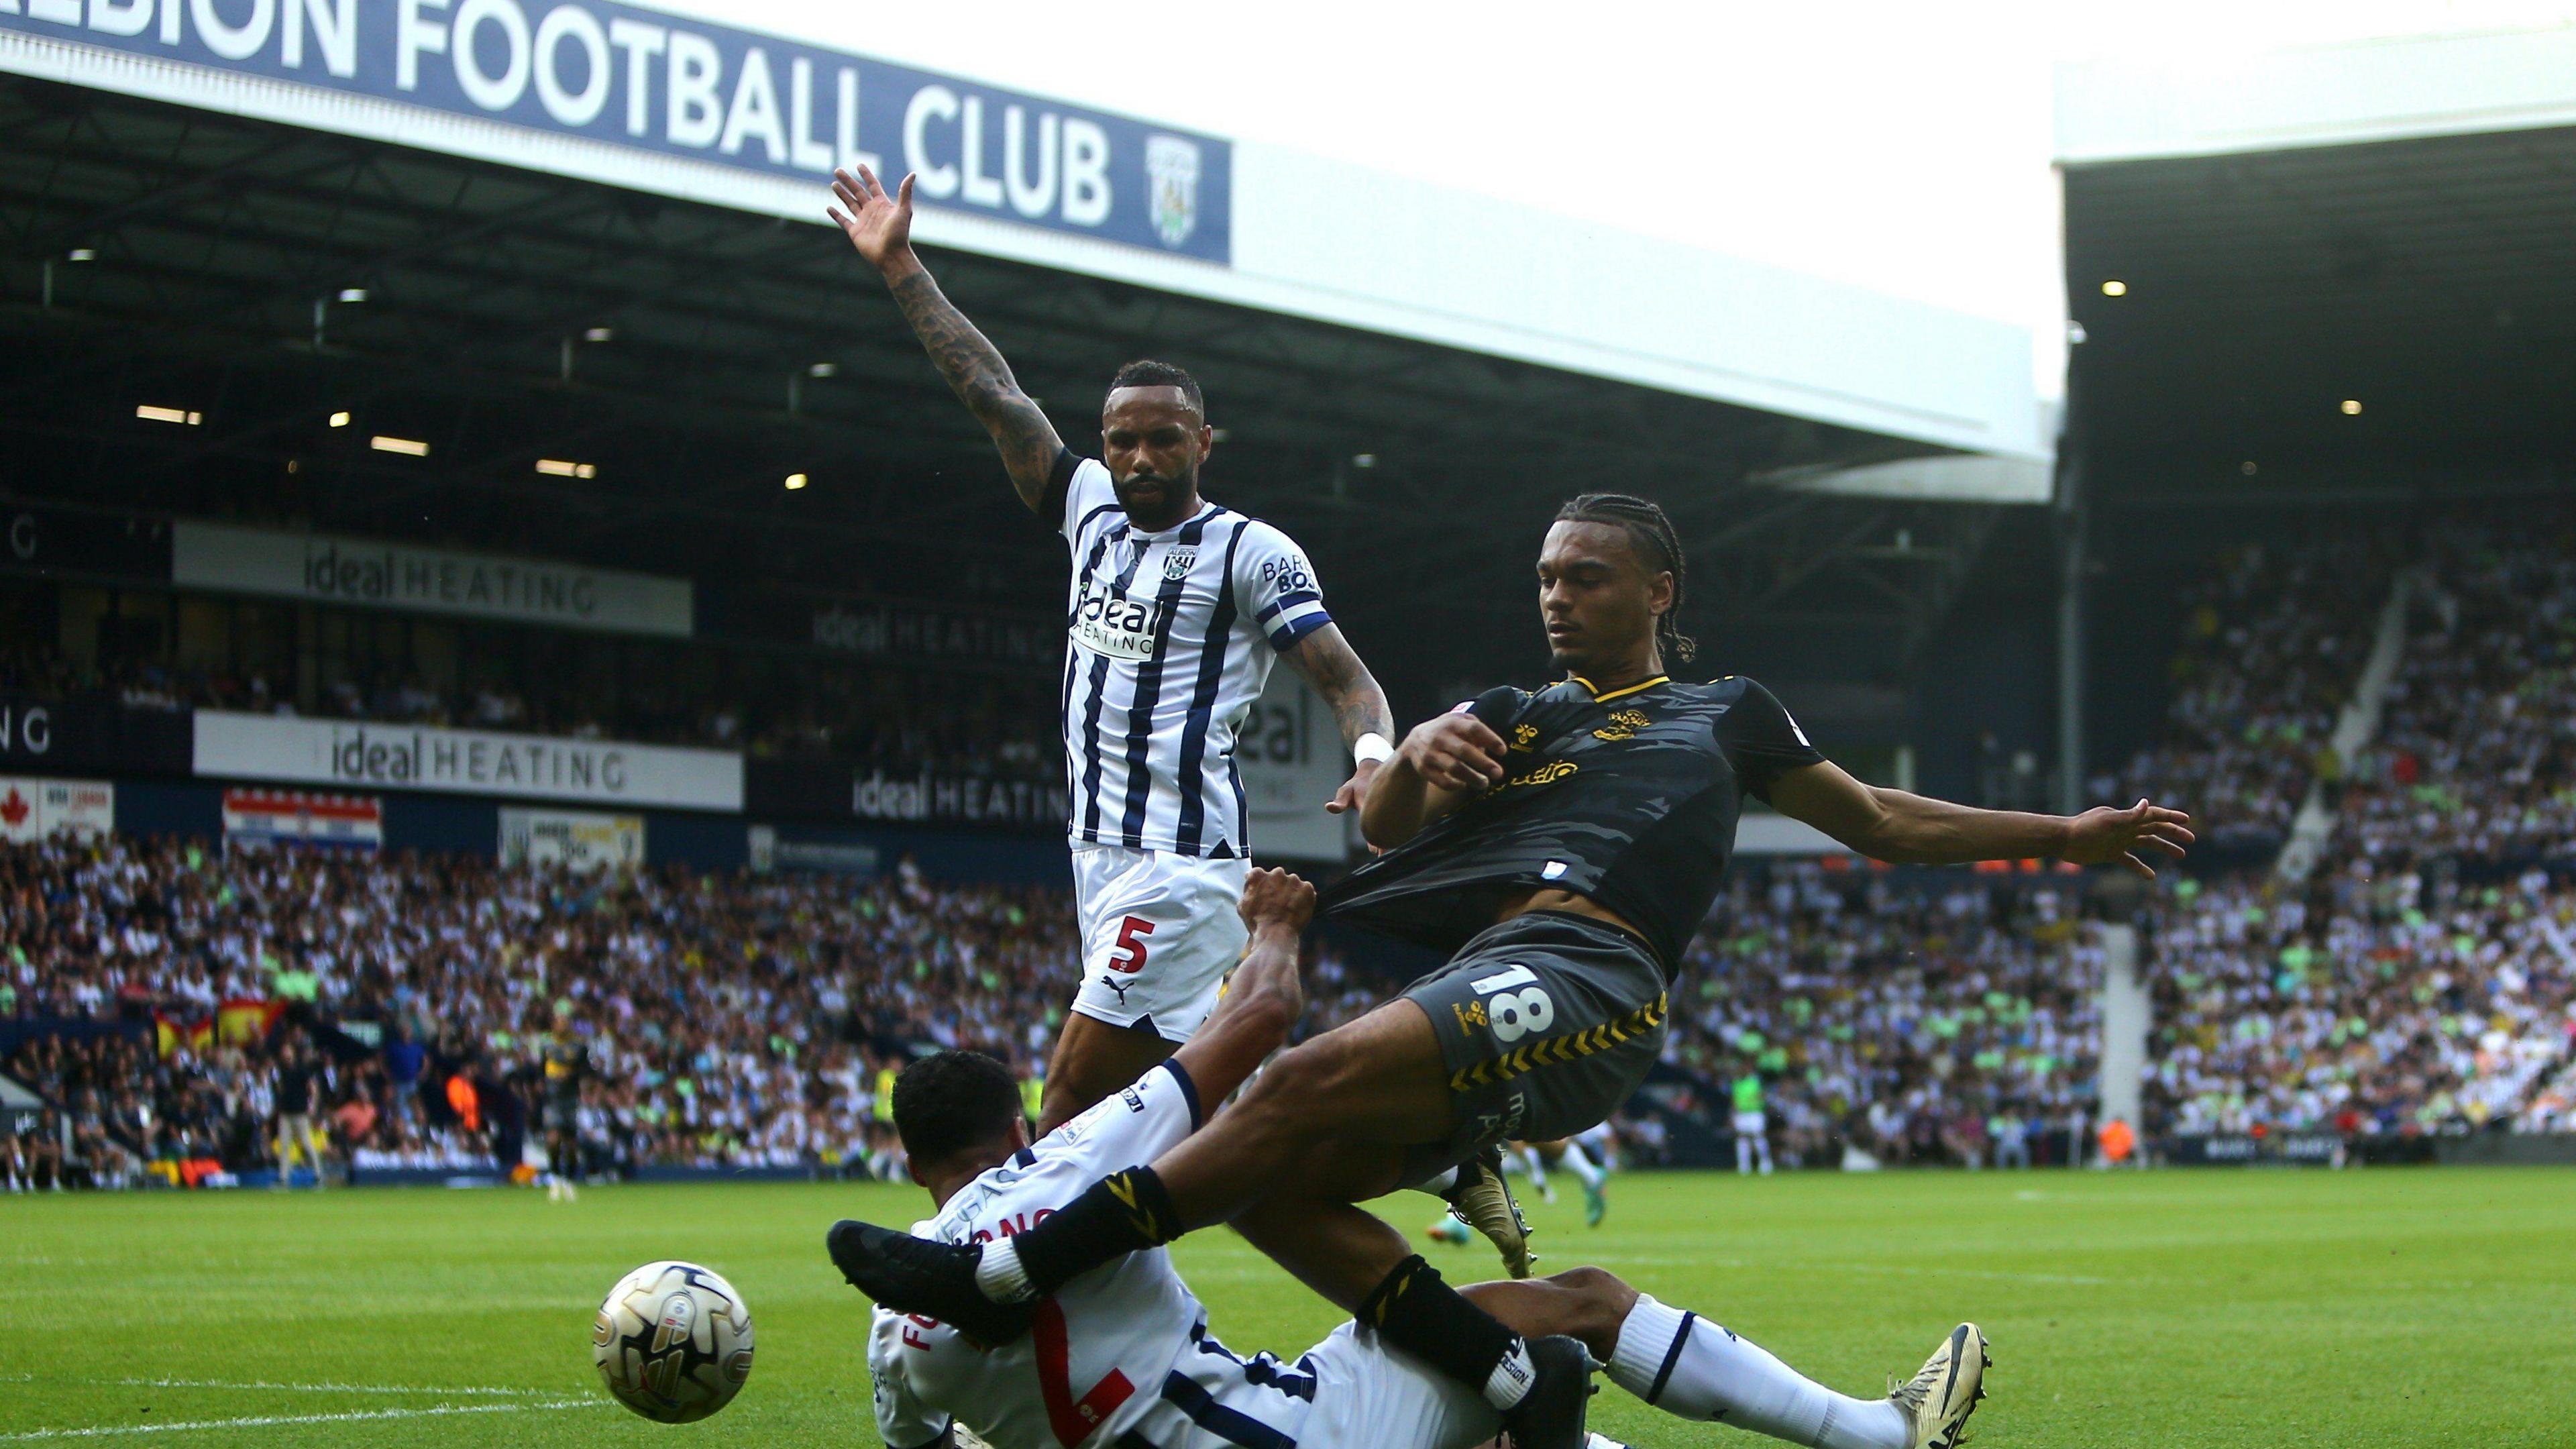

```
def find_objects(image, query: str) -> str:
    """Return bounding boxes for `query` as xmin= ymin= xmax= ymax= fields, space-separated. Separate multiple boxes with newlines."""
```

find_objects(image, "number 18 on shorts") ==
xmin=1069 ymin=844 xmax=1250 ymax=1044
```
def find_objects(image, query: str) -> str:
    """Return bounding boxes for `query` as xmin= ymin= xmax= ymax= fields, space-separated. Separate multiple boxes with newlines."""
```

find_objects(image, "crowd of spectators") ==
xmin=21 ymin=521 xmax=2576 ymax=1190
xmin=2129 ymin=520 xmax=2576 ymax=1142
xmin=1670 ymin=869 xmax=2103 ymax=1169
xmin=2143 ymin=865 xmax=2576 ymax=1138
xmin=2 ymin=836 xmax=1075 ymax=1187
xmin=2330 ymin=524 xmax=2576 ymax=869
xmin=2108 ymin=535 xmax=2394 ymax=855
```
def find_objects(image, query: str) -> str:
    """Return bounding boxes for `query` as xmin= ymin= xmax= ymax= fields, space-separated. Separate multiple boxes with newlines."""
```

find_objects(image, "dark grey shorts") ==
xmin=1397 ymin=912 xmax=1669 ymax=1187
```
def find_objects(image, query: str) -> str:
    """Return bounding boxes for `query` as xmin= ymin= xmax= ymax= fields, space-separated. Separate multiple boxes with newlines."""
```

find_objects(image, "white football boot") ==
xmin=1440 ymin=1148 xmax=1535 ymax=1278
xmin=1887 ymin=1323 xmax=1988 ymax=1449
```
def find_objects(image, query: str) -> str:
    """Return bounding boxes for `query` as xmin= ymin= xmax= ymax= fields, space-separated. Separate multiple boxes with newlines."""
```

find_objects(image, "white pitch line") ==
xmin=103 ymin=1379 xmax=570 ymax=1399
xmin=0 ymin=1399 xmax=600 ymax=1442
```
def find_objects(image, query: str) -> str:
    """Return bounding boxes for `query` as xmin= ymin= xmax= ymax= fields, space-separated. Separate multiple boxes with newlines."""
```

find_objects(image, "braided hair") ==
xmin=1553 ymin=492 xmax=1697 ymax=667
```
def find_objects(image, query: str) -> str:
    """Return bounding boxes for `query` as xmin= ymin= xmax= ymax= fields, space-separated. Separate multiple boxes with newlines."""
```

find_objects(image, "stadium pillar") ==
xmin=2054 ymin=436 xmax=2086 ymax=815
xmin=2096 ymin=922 xmax=2146 ymax=1140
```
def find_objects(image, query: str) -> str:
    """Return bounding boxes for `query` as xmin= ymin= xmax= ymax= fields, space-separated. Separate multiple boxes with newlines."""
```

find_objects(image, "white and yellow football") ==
xmin=592 ymin=1260 xmax=755 ymax=1423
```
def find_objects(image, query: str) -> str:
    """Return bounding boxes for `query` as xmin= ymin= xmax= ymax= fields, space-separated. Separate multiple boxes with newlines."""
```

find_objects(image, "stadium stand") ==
xmin=2337 ymin=523 xmax=2576 ymax=868
xmin=2106 ymin=533 xmax=2395 ymax=857
xmin=1 ymin=835 xmax=1075 ymax=1186
xmin=13 ymin=522 xmax=2576 ymax=1189
xmin=2133 ymin=519 xmax=2576 ymax=1142
xmin=1676 ymin=873 xmax=2103 ymax=1169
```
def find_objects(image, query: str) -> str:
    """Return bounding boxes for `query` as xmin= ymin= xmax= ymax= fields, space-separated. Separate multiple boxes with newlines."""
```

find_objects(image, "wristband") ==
xmin=1353 ymin=733 xmax=1395 ymax=766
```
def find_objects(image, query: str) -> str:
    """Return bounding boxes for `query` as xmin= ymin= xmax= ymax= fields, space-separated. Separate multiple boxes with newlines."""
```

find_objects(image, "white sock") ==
xmin=973 ymin=1236 xmax=1035 ymax=1303
xmin=1608 ymin=1295 xmax=1907 ymax=1449
xmin=1520 ymin=1146 xmax=1548 ymax=1189
xmin=1562 ymin=1142 xmax=1605 ymax=1191
xmin=1481 ymin=1338 xmax=1539 ymax=1413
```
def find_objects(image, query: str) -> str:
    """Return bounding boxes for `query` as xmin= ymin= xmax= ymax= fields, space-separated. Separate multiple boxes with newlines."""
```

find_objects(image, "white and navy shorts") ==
xmin=1069 ymin=843 xmax=1249 ymax=1043
xmin=1301 ymin=1321 xmax=1499 ymax=1449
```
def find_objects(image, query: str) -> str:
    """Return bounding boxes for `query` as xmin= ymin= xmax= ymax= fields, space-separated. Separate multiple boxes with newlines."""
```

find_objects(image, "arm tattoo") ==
xmin=885 ymin=266 xmax=1067 ymax=512
xmin=1288 ymin=628 xmax=1396 ymax=747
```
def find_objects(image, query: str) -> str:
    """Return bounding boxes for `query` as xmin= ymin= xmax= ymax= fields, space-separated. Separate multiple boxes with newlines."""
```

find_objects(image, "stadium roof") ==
xmin=0 ymin=8 xmax=2051 ymax=726
xmin=2057 ymin=30 xmax=2576 ymax=508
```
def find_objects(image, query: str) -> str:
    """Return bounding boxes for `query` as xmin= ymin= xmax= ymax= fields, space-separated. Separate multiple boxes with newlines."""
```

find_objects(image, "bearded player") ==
xmin=830 ymin=166 xmax=1397 ymax=1133
xmin=834 ymin=497 xmax=2191 ymax=1446
xmin=850 ymin=870 xmax=1989 ymax=1449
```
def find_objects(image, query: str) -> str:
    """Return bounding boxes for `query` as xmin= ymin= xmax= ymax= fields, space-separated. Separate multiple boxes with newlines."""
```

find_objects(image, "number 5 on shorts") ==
xmin=1109 ymin=916 xmax=1156 ymax=973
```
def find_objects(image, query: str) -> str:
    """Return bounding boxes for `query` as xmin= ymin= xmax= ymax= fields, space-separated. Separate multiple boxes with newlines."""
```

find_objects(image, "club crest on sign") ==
xmin=1146 ymin=136 xmax=1201 ymax=248
xmin=1163 ymin=549 xmax=1197 ymax=580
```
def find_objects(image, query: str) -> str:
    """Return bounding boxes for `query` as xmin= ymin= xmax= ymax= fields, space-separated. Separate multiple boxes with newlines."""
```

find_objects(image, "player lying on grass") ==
xmin=838 ymin=869 xmax=1988 ymax=1449
xmin=839 ymin=492 xmax=2182 ymax=1449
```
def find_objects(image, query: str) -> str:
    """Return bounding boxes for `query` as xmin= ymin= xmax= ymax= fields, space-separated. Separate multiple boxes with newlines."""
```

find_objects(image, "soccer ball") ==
xmin=592 ymin=1260 xmax=755 ymax=1422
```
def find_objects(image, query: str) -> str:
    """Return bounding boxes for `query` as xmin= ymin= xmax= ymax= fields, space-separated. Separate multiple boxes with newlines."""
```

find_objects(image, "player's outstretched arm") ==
xmin=1280 ymin=625 xmax=1398 ymax=816
xmin=1168 ymin=869 xmax=1315 ymax=1104
xmin=1767 ymin=760 xmax=2195 ymax=877
xmin=828 ymin=165 xmax=1065 ymax=513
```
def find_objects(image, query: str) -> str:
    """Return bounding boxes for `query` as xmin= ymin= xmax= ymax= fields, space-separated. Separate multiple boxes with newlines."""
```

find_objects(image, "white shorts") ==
xmin=1301 ymin=1322 xmax=1499 ymax=1449
xmin=1733 ymin=1110 xmax=1768 ymax=1136
xmin=1069 ymin=843 xmax=1248 ymax=1043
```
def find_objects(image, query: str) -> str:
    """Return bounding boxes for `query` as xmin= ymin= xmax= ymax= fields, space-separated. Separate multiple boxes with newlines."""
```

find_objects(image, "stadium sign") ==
xmin=0 ymin=0 xmax=1231 ymax=264
xmin=849 ymin=766 xmax=1065 ymax=830
xmin=498 ymin=806 xmax=643 ymax=870
xmin=2 ymin=503 xmax=170 ymax=583
xmin=1236 ymin=667 xmax=1352 ymax=862
xmin=219 ymin=788 xmax=384 ymax=849
xmin=0 ymin=776 xmax=113 ymax=843
xmin=172 ymin=521 xmax=694 ymax=637
xmin=0 ymin=692 xmax=193 ymax=774
xmin=808 ymin=600 xmax=1054 ymax=668
xmin=193 ymin=710 xmax=743 ymax=810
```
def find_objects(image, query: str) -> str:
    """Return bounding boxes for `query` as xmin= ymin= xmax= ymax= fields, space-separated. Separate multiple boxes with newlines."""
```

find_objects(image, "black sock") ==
xmin=1358 ymin=1254 xmax=1532 ymax=1407
xmin=1013 ymin=1166 xmax=1187 ymax=1296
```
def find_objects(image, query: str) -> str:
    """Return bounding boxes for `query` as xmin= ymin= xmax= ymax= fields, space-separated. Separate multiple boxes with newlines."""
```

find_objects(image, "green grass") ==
xmin=3 ymin=1168 xmax=2566 ymax=1447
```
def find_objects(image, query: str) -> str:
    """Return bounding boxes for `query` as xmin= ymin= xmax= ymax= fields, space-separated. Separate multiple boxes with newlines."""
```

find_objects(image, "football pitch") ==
xmin=3 ymin=1168 xmax=2565 ymax=1448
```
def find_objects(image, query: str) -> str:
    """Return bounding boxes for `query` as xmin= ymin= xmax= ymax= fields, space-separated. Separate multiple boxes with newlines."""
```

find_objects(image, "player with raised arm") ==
xmin=841 ymin=869 xmax=1990 ymax=1449
xmin=833 ymin=492 xmax=2189 ymax=1449
xmin=828 ymin=165 xmax=1398 ymax=1134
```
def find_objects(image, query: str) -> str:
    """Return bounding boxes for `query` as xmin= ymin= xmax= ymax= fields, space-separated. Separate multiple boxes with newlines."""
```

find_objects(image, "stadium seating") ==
xmin=1672 ymin=873 xmax=2102 ymax=1168
xmin=2 ymin=836 xmax=1074 ymax=1185
xmin=2109 ymin=534 xmax=2394 ymax=855
xmin=13 ymin=525 xmax=2576 ymax=1191
xmin=2133 ymin=522 xmax=2576 ymax=1140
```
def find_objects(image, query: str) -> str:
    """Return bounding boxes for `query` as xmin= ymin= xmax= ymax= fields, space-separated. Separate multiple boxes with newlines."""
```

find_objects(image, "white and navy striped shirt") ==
xmin=869 ymin=1062 xmax=1326 ymax=1449
xmin=1051 ymin=453 xmax=1332 ymax=857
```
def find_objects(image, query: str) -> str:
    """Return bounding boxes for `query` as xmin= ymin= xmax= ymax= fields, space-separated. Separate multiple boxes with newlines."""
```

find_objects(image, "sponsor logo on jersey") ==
xmin=1071 ymin=578 xmax=1163 ymax=661
xmin=1593 ymin=708 xmax=1650 ymax=741
xmin=1487 ymin=759 xmax=1577 ymax=793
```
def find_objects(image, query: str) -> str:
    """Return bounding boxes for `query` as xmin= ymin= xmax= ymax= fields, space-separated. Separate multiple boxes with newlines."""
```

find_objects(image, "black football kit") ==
xmin=1318 ymin=673 xmax=1824 ymax=1179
